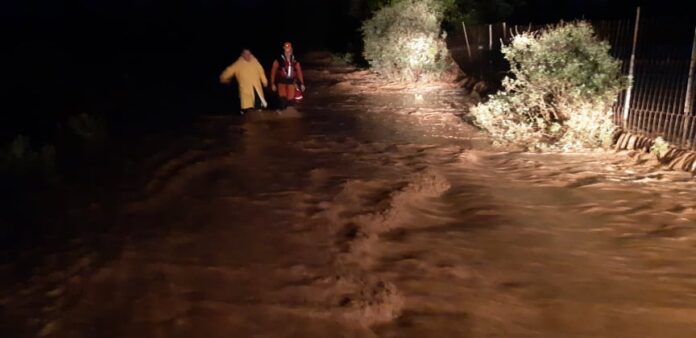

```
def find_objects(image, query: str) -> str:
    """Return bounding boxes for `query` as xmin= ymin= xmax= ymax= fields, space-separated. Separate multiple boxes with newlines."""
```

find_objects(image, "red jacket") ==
xmin=271 ymin=54 xmax=304 ymax=85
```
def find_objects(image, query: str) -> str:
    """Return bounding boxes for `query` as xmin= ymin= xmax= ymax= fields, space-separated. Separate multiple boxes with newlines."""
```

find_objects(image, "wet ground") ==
xmin=2 ymin=54 xmax=696 ymax=337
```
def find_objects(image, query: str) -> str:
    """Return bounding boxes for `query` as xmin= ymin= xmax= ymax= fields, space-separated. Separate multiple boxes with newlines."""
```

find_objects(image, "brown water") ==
xmin=2 ymin=57 xmax=696 ymax=337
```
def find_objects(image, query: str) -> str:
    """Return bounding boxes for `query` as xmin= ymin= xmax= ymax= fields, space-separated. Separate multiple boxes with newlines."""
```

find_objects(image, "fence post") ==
xmin=462 ymin=22 xmax=472 ymax=60
xmin=681 ymin=26 xmax=696 ymax=145
xmin=622 ymin=7 xmax=641 ymax=129
xmin=488 ymin=24 xmax=493 ymax=50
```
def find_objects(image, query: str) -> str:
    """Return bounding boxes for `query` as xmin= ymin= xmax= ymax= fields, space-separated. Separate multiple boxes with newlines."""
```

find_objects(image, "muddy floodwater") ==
xmin=3 ymin=57 xmax=696 ymax=338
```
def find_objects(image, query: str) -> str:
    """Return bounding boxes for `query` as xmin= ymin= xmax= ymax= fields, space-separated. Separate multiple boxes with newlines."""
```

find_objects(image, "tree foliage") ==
xmin=361 ymin=0 xmax=458 ymax=81
xmin=471 ymin=22 xmax=628 ymax=150
xmin=351 ymin=0 xmax=524 ymax=27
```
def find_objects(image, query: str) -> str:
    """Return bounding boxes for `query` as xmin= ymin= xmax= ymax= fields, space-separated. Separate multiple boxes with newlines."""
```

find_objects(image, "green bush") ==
xmin=331 ymin=52 xmax=355 ymax=66
xmin=361 ymin=0 xmax=457 ymax=81
xmin=353 ymin=0 xmax=515 ymax=27
xmin=471 ymin=21 xmax=628 ymax=150
xmin=68 ymin=113 xmax=108 ymax=144
xmin=0 ymin=135 xmax=57 ymax=183
xmin=650 ymin=136 xmax=671 ymax=159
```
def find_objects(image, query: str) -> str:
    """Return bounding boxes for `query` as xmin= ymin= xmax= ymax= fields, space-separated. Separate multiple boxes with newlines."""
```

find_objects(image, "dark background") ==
xmin=1 ymin=0 xmax=358 ymax=144
xmin=1 ymin=0 xmax=693 ymax=145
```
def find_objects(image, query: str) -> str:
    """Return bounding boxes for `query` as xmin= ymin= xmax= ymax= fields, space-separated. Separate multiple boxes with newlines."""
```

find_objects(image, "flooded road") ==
xmin=3 ymin=56 xmax=696 ymax=337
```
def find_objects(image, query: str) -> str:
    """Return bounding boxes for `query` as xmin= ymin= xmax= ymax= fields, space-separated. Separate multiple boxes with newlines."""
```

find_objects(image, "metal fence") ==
xmin=448 ymin=10 xmax=696 ymax=150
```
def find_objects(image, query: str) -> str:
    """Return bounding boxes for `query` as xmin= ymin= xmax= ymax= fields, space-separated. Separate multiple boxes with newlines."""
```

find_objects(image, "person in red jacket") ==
xmin=271 ymin=42 xmax=305 ymax=109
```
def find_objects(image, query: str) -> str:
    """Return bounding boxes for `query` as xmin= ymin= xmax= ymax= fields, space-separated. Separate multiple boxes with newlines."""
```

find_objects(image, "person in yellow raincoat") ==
xmin=219 ymin=49 xmax=268 ymax=115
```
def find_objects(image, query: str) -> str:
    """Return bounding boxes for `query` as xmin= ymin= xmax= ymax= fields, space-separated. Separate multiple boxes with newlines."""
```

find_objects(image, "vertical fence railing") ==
xmin=448 ymin=14 xmax=696 ymax=150
xmin=622 ymin=7 xmax=641 ymax=129
xmin=682 ymin=27 xmax=696 ymax=147
xmin=621 ymin=16 xmax=696 ymax=150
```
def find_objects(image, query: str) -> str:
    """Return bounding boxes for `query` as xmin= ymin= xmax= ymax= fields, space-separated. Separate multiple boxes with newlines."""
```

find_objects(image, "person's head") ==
xmin=241 ymin=48 xmax=253 ymax=61
xmin=283 ymin=42 xmax=293 ymax=56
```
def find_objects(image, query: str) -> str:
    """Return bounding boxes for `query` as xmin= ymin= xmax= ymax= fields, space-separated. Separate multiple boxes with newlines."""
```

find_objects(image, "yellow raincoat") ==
xmin=220 ymin=57 xmax=268 ymax=109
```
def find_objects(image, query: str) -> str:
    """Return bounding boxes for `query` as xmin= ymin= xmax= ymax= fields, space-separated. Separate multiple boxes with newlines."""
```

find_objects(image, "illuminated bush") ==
xmin=361 ymin=0 xmax=456 ymax=81
xmin=650 ymin=136 xmax=671 ymax=159
xmin=471 ymin=22 xmax=627 ymax=150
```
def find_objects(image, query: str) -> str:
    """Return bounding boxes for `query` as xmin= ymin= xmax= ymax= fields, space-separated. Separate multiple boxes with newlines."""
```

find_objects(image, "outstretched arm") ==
xmin=219 ymin=63 xmax=237 ymax=84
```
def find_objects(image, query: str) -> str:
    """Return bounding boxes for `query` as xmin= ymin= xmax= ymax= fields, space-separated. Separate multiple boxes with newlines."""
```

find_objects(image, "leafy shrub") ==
xmin=361 ymin=0 xmax=457 ymax=81
xmin=67 ymin=113 xmax=108 ymax=144
xmin=354 ymin=0 xmax=515 ymax=28
xmin=650 ymin=136 xmax=671 ymax=159
xmin=331 ymin=52 xmax=355 ymax=66
xmin=471 ymin=21 xmax=628 ymax=150
xmin=0 ymin=135 xmax=57 ymax=183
